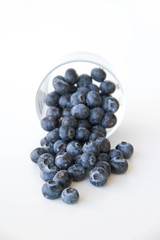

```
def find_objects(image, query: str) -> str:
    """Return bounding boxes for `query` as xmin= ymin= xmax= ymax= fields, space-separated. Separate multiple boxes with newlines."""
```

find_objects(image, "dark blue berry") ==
xmin=41 ymin=116 xmax=59 ymax=131
xmin=45 ymin=91 xmax=60 ymax=107
xmin=46 ymin=106 xmax=61 ymax=119
xmin=65 ymin=68 xmax=78 ymax=85
xmin=46 ymin=128 xmax=60 ymax=143
xmin=71 ymin=104 xmax=90 ymax=119
xmin=38 ymin=153 xmax=55 ymax=170
xmin=82 ymin=141 xmax=100 ymax=156
xmin=109 ymin=149 xmax=123 ymax=159
xmin=59 ymin=94 xmax=72 ymax=109
xmin=95 ymin=137 xmax=110 ymax=153
xmin=77 ymin=87 xmax=89 ymax=95
xmin=42 ymin=140 xmax=55 ymax=154
xmin=95 ymin=161 xmax=111 ymax=176
xmin=53 ymin=77 xmax=73 ymax=95
xmin=91 ymin=125 xmax=107 ymax=136
xmin=102 ymin=97 xmax=119 ymax=113
xmin=70 ymin=92 xmax=86 ymax=106
xmin=78 ymin=74 xmax=92 ymax=87
xmin=55 ymin=152 xmax=74 ymax=170
xmin=66 ymin=141 xmax=83 ymax=156
xmin=53 ymin=170 xmax=72 ymax=188
xmin=77 ymin=119 xmax=92 ymax=130
xmin=91 ymin=68 xmax=106 ymax=82
xmin=89 ymin=131 xmax=105 ymax=141
xmin=89 ymin=107 xmax=104 ymax=125
xmin=61 ymin=187 xmax=79 ymax=204
xmin=61 ymin=116 xmax=77 ymax=128
xmin=89 ymin=167 xmax=108 ymax=186
xmin=59 ymin=126 xmax=75 ymax=141
xmin=42 ymin=181 xmax=63 ymax=199
xmin=100 ymin=81 xmax=115 ymax=94
xmin=62 ymin=108 xmax=71 ymax=117
xmin=40 ymin=166 xmax=58 ymax=181
xmin=80 ymin=152 xmax=96 ymax=168
xmin=75 ymin=127 xmax=90 ymax=141
xmin=101 ymin=113 xmax=117 ymax=128
xmin=40 ymin=137 xmax=49 ymax=146
xmin=53 ymin=140 xmax=67 ymax=154
xmin=109 ymin=156 xmax=128 ymax=174
xmin=30 ymin=148 xmax=46 ymax=163
xmin=97 ymin=153 xmax=110 ymax=162
xmin=68 ymin=164 xmax=87 ymax=181
xmin=86 ymin=91 xmax=102 ymax=108
xmin=89 ymin=83 xmax=99 ymax=92
xmin=74 ymin=155 xmax=82 ymax=165
xmin=116 ymin=142 xmax=134 ymax=159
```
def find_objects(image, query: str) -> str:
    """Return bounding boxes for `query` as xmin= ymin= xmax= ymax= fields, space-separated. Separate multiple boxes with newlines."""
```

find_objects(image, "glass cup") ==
xmin=36 ymin=52 xmax=125 ymax=138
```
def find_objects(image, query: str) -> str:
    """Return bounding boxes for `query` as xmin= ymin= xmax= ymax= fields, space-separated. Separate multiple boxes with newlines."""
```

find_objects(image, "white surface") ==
xmin=0 ymin=1 xmax=160 ymax=240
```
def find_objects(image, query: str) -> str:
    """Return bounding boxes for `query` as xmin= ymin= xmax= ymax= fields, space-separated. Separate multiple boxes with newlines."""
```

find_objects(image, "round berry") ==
xmin=68 ymin=164 xmax=87 ymax=181
xmin=78 ymin=74 xmax=92 ymax=87
xmin=38 ymin=153 xmax=55 ymax=170
xmin=71 ymin=104 xmax=90 ymax=119
xmin=53 ymin=140 xmax=67 ymax=154
xmin=45 ymin=91 xmax=60 ymax=107
xmin=42 ymin=181 xmax=63 ymax=199
xmin=59 ymin=126 xmax=75 ymax=141
xmin=95 ymin=137 xmax=110 ymax=153
xmin=41 ymin=116 xmax=59 ymax=131
xmin=102 ymin=97 xmax=119 ymax=113
xmin=55 ymin=152 xmax=74 ymax=170
xmin=53 ymin=170 xmax=72 ymax=188
xmin=101 ymin=113 xmax=117 ymax=128
xmin=65 ymin=68 xmax=78 ymax=85
xmin=109 ymin=157 xmax=128 ymax=174
xmin=89 ymin=167 xmax=108 ymax=186
xmin=30 ymin=148 xmax=46 ymax=163
xmin=100 ymin=81 xmax=115 ymax=94
xmin=116 ymin=142 xmax=134 ymax=159
xmin=61 ymin=187 xmax=79 ymax=204
xmin=81 ymin=152 xmax=96 ymax=169
xmin=66 ymin=141 xmax=83 ymax=156
xmin=91 ymin=68 xmax=106 ymax=82
xmin=86 ymin=91 xmax=102 ymax=108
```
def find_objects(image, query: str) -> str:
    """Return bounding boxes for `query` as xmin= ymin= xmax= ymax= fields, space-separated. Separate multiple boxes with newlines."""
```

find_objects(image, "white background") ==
xmin=0 ymin=0 xmax=160 ymax=240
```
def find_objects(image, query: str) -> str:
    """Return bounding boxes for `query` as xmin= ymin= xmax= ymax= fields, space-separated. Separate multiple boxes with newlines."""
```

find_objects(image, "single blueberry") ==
xmin=102 ymin=97 xmax=119 ymax=113
xmin=65 ymin=68 xmax=78 ymax=85
xmin=91 ymin=125 xmax=107 ymax=136
xmin=91 ymin=68 xmax=106 ymax=82
xmin=75 ymin=127 xmax=90 ymax=141
xmin=76 ymin=87 xmax=89 ymax=95
xmin=89 ymin=131 xmax=105 ymax=141
xmin=42 ymin=140 xmax=55 ymax=154
xmin=116 ymin=142 xmax=134 ymax=159
xmin=70 ymin=92 xmax=86 ymax=106
xmin=100 ymin=81 xmax=116 ymax=94
xmin=95 ymin=137 xmax=111 ymax=153
xmin=89 ymin=167 xmax=108 ymax=186
xmin=97 ymin=153 xmax=110 ymax=162
xmin=53 ymin=78 xmax=73 ymax=95
xmin=89 ymin=83 xmax=99 ymax=92
xmin=53 ymin=170 xmax=72 ymax=188
xmin=62 ymin=108 xmax=71 ymax=117
xmin=41 ymin=116 xmax=59 ymax=131
xmin=53 ymin=140 xmax=67 ymax=154
xmin=46 ymin=106 xmax=61 ymax=119
xmin=78 ymin=74 xmax=92 ymax=87
xmin=74 ymin=155 xmax=82 ymax=165
xmin=45 ymin=91 xmax=60 ymax=107
xmin=61 ymin=116 xmax=77 ymax=128
xmin=68 ymin=164 xmax=87 ymax=181
xmin=86 ymin=91 xmax=102 ymax=108
xmin=40 ymin=137 xmax=49 ymax=146
xmin=42 ymin=181 xmax=63 ymax=199
xmin=59 ymin=126 xmax=75 ymax=141
xmin=82 ymin=141 xmax=100 ymax=156
xmin=66 ymin=141 xmax=83 ymax=156
xmin=46 ymin=128 xmax=60 ymax=143
xmin=71 ymin=104 xmax=90 ymax=119
xmin=101 ymin=113 xmax=117 ymax=128
xmin=95 ymin=161 xmax=111 ymax=176
xmin=109 ymin=149 xmax=123 ymax=159
xmin=109 ymin=156 xmax=128 ymax=174
xmin=89 ymin=107 xmax=104 ymax=125
xmin=40 ymin=166 xmax=59 ymax=181
xmin=59 ymin=94 xmax=72 ymax=109
xmin=55 ymin=152 xmax=74 ymax=170
xmin=77 ymin=119 xmax=92 ymax=130
xmin=38 ymin=153 xmax=55 ymax=170
xmin=61 ymin=187 xmax=79 ymax=204
xmin=80 ymin=152 xmax=97 ymax=169
xmin=30 ymin=148 xmax=46 ymax=163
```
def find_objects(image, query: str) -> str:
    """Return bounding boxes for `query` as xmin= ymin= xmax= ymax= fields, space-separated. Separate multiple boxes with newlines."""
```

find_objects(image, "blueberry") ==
xmin=61 ymin=116 xmax=77 ymax=128
xmin=89 ymin=167 xmax=108 ymax=186
xmin=46 ymin=106 xmax=61 ymax=119
xmin=42 ymin=181 xmax=63 ymax=199
xmin=109 ymin=156 xmax=128 ymax=174
xmin=102 ymin=97 xmax=119 ymax=113
xmin=89 ymin=131 xmax=105 ymax=141
xmin=82 ymin=141 xmax=100 ymax=156
xmin=86 ymin=91 xmax=102 ymax=108
xmin=91 ymin=68 xmax=106 ymax=82
xmin=30 ymin=148 xmax=46 ymax=163
xmin=41 ymin=116 xmax=59 ymax=131
xmin=71 ymin=104 xmax=90 ymax=119
xmin=55 ymin=152 xmax=74 ymax=170
xmin=74 ymin=155 xmax=82 ymax=165
xmin=42 ymin=140 xmax=55 ymax=154
xmin=78 ymin=74 xmax=92 ymax=87
xmin=62 ymin=108 xmax=71 ymax=117
xmin=40 ymin=166 xmax=58 ymax=181
xmin=65 ymin=68 xmax=78 ymax=85
xmin=61 ymin=187 xmax=79 ymax=204
xmin=100 ymin=81 xmax=116 ymax=94
xmin=53 ymin=170 xmax=72 ymax=188
xmin=70 ymin=92 xmax=86 ymax=106
xmin=77 ymin=87 xmax=89 ymax=95
xmin=116 ymin=142 xmax=134 ymax=159
xmin=53 ymin=77 xmax=73 ymax=95
xmin=59 ymin=126 xmax=75 ymax=141
xmin=95 ymin=161 xmax=111 ymax=176
xmin=89 ymin=107 xmax=104 ymax=125
xmin=40 ymin=137 xmax=49 ymax=146
xmin=109 ymin=149 xmax=123 ymax=159
xmin=97 ymin=153 xmax=110 ymax=162
xmin=46 ymin=128 xmax=60 ymax=143
xmin=75 ymin=127 xmax=90 ymax=141
xmin=53 ymin=140 xmax=67 ymax=154
xmin=38 ymin=153 xmax=55 ymax=170
xmin=89 ymin=83 xmax=99 ymax=92
xmin=77 ymin=119 xmax=92 ymax=130
xmin=45 ymin=91 xmax=60 ymax=107
xmin=80 ymin=152 xmax=96 ymax=168
xmin=59 ymin=94 xmax=72 ymax=109
xmin=95 ymin=137 xmax=110 ymax=153
xmin=101 ymin=113 xmax=117 ymax=128
xmin=91 ymin=125 xmax=107 ymax=136
xmin=68 ymin=164 xmax=87 ymax=181
xmin=66 ymin=141 xmax=83 ymax=156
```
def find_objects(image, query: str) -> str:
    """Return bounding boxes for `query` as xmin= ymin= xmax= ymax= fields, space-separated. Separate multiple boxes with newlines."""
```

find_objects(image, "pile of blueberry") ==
xmin=31 ymin=68 xmax=134 ymax=204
